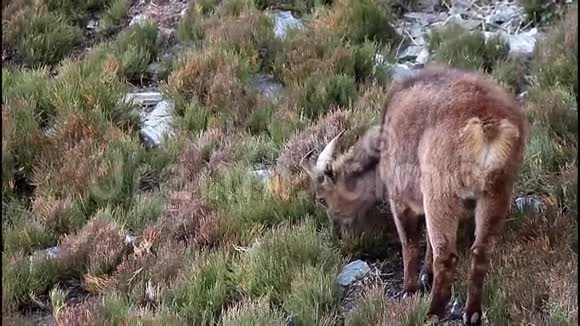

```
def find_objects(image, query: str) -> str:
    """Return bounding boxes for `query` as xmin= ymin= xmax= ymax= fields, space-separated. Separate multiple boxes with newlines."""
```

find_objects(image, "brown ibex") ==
xmin=301 ymin=65 xmax=527 ymax=325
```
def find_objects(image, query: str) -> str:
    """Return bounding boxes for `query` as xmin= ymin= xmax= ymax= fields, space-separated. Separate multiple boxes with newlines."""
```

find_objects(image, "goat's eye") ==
xmin=317 ymin=197 xmax=327 ymax=207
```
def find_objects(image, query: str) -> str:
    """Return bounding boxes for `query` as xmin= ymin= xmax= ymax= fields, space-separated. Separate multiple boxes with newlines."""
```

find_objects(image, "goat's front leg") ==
xmin=464 ymin=190 xmax=510 ymax=326
xmin=390 ymin=200 xmax=423 ymax=296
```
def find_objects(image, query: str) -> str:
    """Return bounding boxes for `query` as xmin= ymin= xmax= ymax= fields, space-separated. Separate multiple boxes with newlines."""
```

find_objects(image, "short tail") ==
xmin=462 ymin=118 xmax=521 ymax=171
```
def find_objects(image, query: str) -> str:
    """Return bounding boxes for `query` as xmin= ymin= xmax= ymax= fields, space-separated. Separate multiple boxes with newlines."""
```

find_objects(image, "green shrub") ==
xmin=17 ymin=12 xmax=82 ymax=67
xmin=174 ymin=99 xmax=211 ymax=134
xmin=519 ymin=0 xmax=568 ymax=24
xmin=526 ymin=86 xmax=577 ymax=141
xmin=161 ymin=250 xmax=234 ymax=325
xmin=297 ymin=74 xmax=357 ymax=119
xmin=112 ymin=22 xmax=160 ymax=80
xmin=233 ymin=219 xmax=342 ymax=304
xmin=492 ymin=57 xmax=528 ymax=94
xmin=531 ymin=6 xmax=577 ymax=94
xmin=201 ymin=165 xmax=319 ymax=241
xmin=282 ymin=264 xmax=341 ymax=326
xmin=428 ymin=24 xmax=509 ymax=72
xmin=100 ymin=0 xmax=130 ymax=33
xmin=3 ymin=221 xmax=56 ymax=256
xmin=254 ymin=0 xmax=330 ymax=14
xmin=337 ymin=0 xmax=399 ymax=46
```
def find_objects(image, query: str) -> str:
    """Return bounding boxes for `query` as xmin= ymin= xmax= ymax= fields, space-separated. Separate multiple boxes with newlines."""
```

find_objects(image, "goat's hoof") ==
xmin=424 ymin=314 xmax=440 ymax=325
xmin=462 ymin=311 xmax=482 ymax=326
xmin=396 ymin=290 xmax=415 ymax=300
xmin=419 ymin=271 xmax=433 ymax=292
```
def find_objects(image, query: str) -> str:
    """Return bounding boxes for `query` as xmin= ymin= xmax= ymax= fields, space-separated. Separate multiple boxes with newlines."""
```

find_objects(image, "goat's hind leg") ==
xmin=419 ymin=229 xmax=433 ymax=293
xmin=463 ymin=190 xmax=511 ymax=326
xmin=422 ymin=191 xmax=464 ymax=322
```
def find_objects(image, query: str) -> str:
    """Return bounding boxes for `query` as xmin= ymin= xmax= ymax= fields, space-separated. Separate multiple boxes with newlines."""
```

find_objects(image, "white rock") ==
xmin=416 ymin=47 xmax=430 ymax=64
xmin=140 ymin=100 xmax=174 ymax=147
xmin=485 ymin=28 xmax=538 ymax=59
xmin=272 ymin=10 xmax=303 ymax=39
xmin=337 ymin=260 xmax=370 ymax=287
xmin=86 ymin=19 xmax=98 ymax=30
xmin=125 ymin=92 xmax=163 ymax=108
xmin=506 ymin=28 xmax=538 ymax=59
xmin=251 ymin=169 xmax=273 ymax=183
xmin=129 ymin=14 xmax=149 ymax=27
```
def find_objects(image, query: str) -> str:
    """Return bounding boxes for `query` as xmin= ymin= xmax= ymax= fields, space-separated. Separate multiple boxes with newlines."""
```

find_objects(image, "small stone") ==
xmin=272 ymin=10 xmax=303 ymax=39
xmin=86 ymin=19 xmax=98 ymax=30
xmin=337 ymin=260 xmax=370 ymax=287
xmin=251 ymin=169 xmax=273 ymax=183
xmin=147 ymin=63 xmax=163 ymax=76
xmin=32 ymin=246 xmax=62 ymax=260
xmin=254 ymin=74 xmax=285 ymax=102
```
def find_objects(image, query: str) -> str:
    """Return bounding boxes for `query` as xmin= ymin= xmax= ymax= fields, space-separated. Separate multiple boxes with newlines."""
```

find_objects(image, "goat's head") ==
xmin=300 ymin=126 xmax=384 ymax=235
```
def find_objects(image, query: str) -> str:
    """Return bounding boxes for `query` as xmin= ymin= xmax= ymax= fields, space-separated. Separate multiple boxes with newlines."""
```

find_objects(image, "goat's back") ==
xmin=379 ymin=65 xmax=527 ymax=202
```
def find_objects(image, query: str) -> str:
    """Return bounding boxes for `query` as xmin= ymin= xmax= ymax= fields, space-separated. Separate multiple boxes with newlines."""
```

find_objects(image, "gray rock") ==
xmin=125 ymin=91 xmax=163 ymax=109
xmin=251 ymin=169 xmax=273 ymax=183
xmin=389 ymin=63 xmax=416 ymax=81
xmin=513 ymin=196 xmax=546 ymax=213
xmin=506 ymin=28 xmax=538 ymax=59
xmin=398 ymin=45 xmax=425 ymax=61
xmin=254 ymin=74 xmax=285 ymax=102
xmin=486 ymin=2 xmax=524 ymax=25
xmin=445 ymin=13 xmax=481 ymax=30
xmin=403 ymin=12 xmax=441 ymax=26
xmin=140 ymin=99 xmax=174 ymax=148
xmin=272 ymin=10 xmax=303 ymax=39
xmin=337 ymin=260 xmax=370 ymax=287
xmin=33 ymin=246 xmax=62 ymax=260
xmin=484 ymin=28 xmax=538 ymax=59
xmin=147 ymin=62 xmax=163 ymax=76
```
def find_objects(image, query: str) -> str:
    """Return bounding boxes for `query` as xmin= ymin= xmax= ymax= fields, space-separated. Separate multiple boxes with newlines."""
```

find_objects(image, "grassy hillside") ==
xmin=2 ymin=0 xmax=577 ymax=324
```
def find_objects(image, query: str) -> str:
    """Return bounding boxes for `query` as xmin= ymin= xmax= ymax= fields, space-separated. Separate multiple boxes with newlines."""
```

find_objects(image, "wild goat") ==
xmin=301 ymin=65 xmax=527 ymax=325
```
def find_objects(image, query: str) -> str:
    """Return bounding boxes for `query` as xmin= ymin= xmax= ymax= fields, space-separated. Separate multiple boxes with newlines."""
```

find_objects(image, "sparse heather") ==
xmin=2 ymin=0 xmax=577 ymax=324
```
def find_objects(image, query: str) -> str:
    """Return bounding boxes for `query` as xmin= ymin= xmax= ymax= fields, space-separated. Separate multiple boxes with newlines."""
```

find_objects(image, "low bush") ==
xmin=428 ymin=24 xmax=509 ymax=72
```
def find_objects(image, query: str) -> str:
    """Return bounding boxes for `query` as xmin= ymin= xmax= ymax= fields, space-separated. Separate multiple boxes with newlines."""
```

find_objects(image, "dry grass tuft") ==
xmin=54 ymin=296 xmax=103 ymax=326
xmin=276 ymin=109 xmax=351 ymax=173
xmin=58 ymin=211 xmax=127 ymax=277
xmin=344 ymin=285 xmax=429 ymax=326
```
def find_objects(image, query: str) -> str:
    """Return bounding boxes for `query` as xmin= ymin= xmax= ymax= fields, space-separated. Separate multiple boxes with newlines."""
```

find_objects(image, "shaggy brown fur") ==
xmin=302 ymin=64 xmax=527 ymax=325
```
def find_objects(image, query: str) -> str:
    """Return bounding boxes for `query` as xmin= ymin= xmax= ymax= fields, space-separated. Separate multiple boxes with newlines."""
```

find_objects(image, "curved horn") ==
xmin=300 ymin=149 xmax=316 ymax=177
xmin=315 ymin=130 xmax=345 ymax=175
